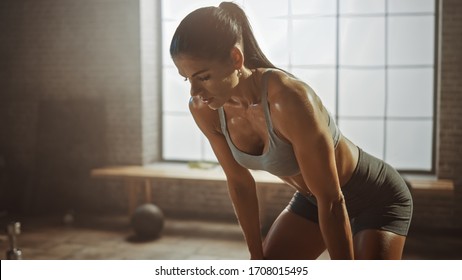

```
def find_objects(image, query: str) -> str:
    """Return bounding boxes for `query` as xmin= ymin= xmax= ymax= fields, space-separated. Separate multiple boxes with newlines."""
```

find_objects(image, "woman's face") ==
xmin=173 ymin=54 xmax=238 ymax=110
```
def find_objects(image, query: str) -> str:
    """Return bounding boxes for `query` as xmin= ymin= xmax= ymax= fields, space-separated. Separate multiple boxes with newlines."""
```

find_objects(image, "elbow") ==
xmin=319 ymin=192 xmax=347 ymax=216
xmin=333 ymin=193 xmax=346 ymax=206
xmin=331 ymin=193 xmax=346 ymax=213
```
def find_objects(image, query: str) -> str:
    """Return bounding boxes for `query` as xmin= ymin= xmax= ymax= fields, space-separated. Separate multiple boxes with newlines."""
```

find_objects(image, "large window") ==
xmin=162 ymin=0 xmax=437 ymax=172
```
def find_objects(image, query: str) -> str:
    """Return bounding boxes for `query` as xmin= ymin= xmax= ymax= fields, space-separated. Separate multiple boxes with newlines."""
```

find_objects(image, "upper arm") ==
xmin=269 ymin=74 xmax=341 ymax=202
xmin=188 ymin=97 xmax=254 ymax=186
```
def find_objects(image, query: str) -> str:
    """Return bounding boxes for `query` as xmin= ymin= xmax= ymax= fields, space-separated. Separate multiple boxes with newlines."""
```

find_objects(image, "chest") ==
xmin=224 ymin=106 xmax=270 ymax=156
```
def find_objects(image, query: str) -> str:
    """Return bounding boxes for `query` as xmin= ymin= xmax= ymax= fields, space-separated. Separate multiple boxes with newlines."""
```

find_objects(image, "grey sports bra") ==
xmin=218 ymin=70 xmax=341 ymax=177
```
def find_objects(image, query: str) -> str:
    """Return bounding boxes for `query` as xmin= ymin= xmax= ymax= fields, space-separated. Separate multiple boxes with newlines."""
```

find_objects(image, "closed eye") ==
xmin=198 ymin=75 xmax=210 ymax=82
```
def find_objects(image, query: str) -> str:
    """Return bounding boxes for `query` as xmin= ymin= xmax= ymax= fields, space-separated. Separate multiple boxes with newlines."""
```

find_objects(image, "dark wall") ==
xmin=0 ymin=0 xmax=161 ymax=214
xmin=439 ymin=0 xmax=462 ymax=228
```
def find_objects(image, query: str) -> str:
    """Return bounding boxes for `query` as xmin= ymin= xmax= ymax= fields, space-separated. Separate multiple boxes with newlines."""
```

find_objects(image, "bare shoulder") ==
xmin=265 ymin=70 xmax=324 ymax=127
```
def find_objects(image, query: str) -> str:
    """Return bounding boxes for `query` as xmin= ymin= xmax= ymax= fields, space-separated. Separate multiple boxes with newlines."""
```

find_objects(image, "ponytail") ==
xmin=170 ymin=2 xmax=275 ymax=69
xmin=218 ymin=2 xmax=275 ymax=69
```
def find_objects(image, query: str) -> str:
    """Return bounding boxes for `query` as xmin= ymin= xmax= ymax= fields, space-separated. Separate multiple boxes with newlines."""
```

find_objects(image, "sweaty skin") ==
xmin=174 ymin=50 xmax=359 ymax=259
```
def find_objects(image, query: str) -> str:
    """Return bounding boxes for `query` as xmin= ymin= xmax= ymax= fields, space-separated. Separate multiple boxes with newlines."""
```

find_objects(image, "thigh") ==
xmin=263 ymin=209 xmax=326 ymax=260
xmin=353 ymin=229 xmax=406 ymax=260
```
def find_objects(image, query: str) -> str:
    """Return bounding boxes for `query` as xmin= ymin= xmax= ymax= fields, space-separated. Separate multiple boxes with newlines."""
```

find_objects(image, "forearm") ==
xmin=227 ymin=182 xmax=263 ymax=259
xmin=318 ymin=195 xmax=354 ymax=260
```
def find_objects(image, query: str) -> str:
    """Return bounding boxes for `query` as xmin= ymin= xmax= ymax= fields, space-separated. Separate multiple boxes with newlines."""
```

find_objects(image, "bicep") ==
xmin=292 ymin=128 xmax=341 ymax=201
xmin=272 ymin=89 xmax=341 ymax=201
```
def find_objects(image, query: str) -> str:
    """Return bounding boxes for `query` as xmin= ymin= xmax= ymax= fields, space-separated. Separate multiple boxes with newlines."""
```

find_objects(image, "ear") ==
xmin=230 ymin=46 xmax=244 ymax=70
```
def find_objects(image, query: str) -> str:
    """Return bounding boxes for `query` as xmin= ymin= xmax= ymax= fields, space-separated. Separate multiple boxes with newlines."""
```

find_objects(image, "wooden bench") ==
xmin=91 ymin=162 xmax=284 ymax=215
xmin=91 ymin=163 xmax=455 ymax=217
xmin=402 ymin=175 xmax=454 ymax=192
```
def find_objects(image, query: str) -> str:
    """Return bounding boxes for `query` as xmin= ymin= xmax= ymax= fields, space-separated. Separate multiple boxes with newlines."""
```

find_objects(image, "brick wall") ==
xmin=0 ymin=0 xmax=161 ymax=214
xmin=140 ymin=0 xmax=162 ymax=165
xmin=439 ymin=0 xmax=462 ymax=181
xmin=436 ymin=0 xmax=462 ymax=229
xmin=147 ymin=179 xmax=294 ymax=234
xmin=411 ymin=188 xmax=456 ymax=230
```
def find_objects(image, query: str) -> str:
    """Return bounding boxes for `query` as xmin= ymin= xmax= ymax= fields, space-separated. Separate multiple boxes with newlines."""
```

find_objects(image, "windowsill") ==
xmin=401 ymin=174 xmax=454 ymax=191
xmin=91 ymin=161 xmax=284 ymax=185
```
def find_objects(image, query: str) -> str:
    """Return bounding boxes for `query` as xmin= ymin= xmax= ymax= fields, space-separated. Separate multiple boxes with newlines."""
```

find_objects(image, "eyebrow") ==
xmin=180 ymin=69 xmax=209 ymax=79
xmin=192 ymin=69 xmax=209 ymax=77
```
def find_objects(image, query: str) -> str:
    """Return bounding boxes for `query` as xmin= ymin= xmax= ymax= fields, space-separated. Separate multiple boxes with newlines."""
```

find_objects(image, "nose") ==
xmin=189 ymin=81 xmax=203 ymax=97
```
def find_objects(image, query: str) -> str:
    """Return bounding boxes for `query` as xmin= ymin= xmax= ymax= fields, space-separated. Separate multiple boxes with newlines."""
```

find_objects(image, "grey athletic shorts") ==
xmin=286 ymin=148 xmax=413 ymax=236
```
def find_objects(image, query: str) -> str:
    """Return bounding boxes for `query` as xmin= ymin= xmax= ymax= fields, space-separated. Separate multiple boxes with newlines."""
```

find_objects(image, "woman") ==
xmin=170 ymin=2 xmax=413 ymax=260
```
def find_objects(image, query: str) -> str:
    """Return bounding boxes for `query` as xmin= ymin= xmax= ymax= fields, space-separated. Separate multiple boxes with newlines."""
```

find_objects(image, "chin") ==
xmin=208 ymin=104 xmax=220 ymax=111
xmin=207 ymin=99 xmax=225 ymax=111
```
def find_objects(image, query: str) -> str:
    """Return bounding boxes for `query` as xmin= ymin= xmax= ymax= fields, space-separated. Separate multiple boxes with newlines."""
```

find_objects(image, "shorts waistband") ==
xmin=341 ymin=146 xmax=363 ymax=191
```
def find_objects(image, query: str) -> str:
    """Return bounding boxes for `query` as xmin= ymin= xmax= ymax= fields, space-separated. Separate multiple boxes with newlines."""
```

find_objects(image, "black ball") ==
xmin=131 ymin=203 xmax=164 ymax=239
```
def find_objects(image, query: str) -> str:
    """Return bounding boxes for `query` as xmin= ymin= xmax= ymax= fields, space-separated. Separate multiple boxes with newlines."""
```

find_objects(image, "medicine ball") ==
xmin=131 ymin=203 xmax=164 ymax=239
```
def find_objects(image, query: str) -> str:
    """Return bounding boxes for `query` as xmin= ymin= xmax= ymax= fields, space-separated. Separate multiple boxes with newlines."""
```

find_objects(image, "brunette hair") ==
xmin=170 ymin=2 xmax=275 ymax=69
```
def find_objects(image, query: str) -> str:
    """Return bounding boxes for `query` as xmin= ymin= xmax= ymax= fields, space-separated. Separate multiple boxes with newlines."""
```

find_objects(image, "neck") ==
xmin=228 ymin=68 xmax=261 ymax=108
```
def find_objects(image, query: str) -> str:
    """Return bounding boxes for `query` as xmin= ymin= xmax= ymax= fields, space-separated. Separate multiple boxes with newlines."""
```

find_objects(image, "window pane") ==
xmin=251 ymin=18 xmax=289 ymax=66
xmin=339 ymin=17 xmax=385 ymax=66
xmin=338 ymin=119 xmax=385 ymax=159
xmin=291 ymin=68 xmax=337 ymax=114
xmin=292 ymin=18 xmax=336 ymax=65
xmin=163 ymin=114 xmax=203 ymax=160
xmin=340 ymin=0 xmax=385 ymax=14
xmin=163 ymin=0 xmax=244 ymax=20
xmin=162 ymin=21 xmax=180 ymax=67
xmin=386 ymin=120 xmax=433 ymax=170
xmin=388 ymin=16 xmax=435 ymax=65
xmin=291 ymin=0 xmax=337 ymax=15
xmin=244 ymin=0 xmax=289 ymax=67
xmin=388 ymin=0 xmax=435 ymax=13
xmin=339 ymin=69 xmax=386 ymax=117
xmin=387 ymin=68 xmax=434 ymax=117
xmin=163 ymin=67 xmax=190 ymax=113
xmin=202 ymin=135 xmax=218 ymax=162
xmin=244 ymin=0 xmax=288 ymax=18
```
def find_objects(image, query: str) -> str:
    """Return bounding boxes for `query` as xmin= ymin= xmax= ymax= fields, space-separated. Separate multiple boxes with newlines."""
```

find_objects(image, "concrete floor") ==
xmin=0 ymin=214 xmax=461 ymax=260
xmin=0 ymin=215 xmax=250 ymax=260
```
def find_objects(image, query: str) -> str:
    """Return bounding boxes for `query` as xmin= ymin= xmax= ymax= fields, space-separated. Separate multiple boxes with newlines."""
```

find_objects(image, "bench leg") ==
xmin=126 ymin=179 xmax=153 ymax=216
xmin=144 ymin=179 xmax=152 ymax=203
xmin=126 ymin=180 xmax=139 ymax=216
